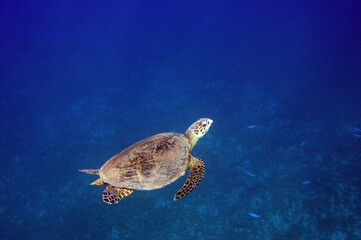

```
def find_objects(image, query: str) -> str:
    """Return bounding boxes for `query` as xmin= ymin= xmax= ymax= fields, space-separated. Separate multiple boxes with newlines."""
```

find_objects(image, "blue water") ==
xmin=1 ymin=1 xmax=361 ymax=239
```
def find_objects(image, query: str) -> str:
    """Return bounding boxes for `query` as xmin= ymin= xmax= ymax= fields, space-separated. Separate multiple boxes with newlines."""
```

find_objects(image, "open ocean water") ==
xmin=1 ymin=1 xmax=361 ymax=239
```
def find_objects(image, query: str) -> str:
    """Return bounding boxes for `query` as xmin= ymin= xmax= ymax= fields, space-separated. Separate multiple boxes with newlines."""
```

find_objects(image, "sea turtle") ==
xmin=80 ymin=118 xmax=213 ymax=204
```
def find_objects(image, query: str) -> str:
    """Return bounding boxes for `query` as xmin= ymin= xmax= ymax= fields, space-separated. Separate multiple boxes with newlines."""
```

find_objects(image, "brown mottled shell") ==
xmin=98 ymin=133 xmax=191 ymax=190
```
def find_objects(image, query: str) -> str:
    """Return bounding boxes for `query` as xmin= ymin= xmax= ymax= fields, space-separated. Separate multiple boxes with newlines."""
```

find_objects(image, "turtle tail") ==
xmin=79 ymin=169 xmax=100 ymax=175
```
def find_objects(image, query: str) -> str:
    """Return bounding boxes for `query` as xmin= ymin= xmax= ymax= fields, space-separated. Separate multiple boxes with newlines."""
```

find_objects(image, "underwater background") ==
xmin=1 ymin=1 xmax=361 ymax=239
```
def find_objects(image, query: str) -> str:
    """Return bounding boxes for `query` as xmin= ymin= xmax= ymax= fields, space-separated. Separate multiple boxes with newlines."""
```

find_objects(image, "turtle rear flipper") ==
xmin=91 ymin=178 xmax=106 ymax=185
xmin=103 ymin=186 xmax=134 ymax=204
xmin=79 ymin=169 xmax=99 ymax=174
xmin=174 ymin=158 xmax=205 ymax=200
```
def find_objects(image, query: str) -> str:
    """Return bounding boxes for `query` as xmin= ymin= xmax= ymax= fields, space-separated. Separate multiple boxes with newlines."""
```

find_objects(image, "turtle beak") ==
xmin=206 ymin=118 xmax=213 ymax=127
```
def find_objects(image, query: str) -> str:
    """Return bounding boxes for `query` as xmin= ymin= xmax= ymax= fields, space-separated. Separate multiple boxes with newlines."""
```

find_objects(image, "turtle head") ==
xmin=185 ymin=118 xmax=213 ymax=146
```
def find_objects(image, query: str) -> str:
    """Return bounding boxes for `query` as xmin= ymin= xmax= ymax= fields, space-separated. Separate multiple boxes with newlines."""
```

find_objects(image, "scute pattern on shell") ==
xmin=99 ymin=133 xmax=191 ymax=190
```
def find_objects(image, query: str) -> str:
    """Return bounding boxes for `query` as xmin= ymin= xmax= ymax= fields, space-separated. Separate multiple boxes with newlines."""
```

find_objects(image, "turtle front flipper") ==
xmin=102 ymin=186 xmax=134 ymax=204
xmin=174 ymin=158 xmax=205 ymax=200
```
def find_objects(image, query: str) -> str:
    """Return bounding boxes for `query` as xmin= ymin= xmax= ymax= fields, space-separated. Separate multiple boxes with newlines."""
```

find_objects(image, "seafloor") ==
xmin=1 ymin=80 xmax=360 ymax=240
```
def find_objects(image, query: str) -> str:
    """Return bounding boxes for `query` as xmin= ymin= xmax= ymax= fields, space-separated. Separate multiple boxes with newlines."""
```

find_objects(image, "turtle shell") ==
xmin=98 ymin=133 xmax=191 ymax=190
